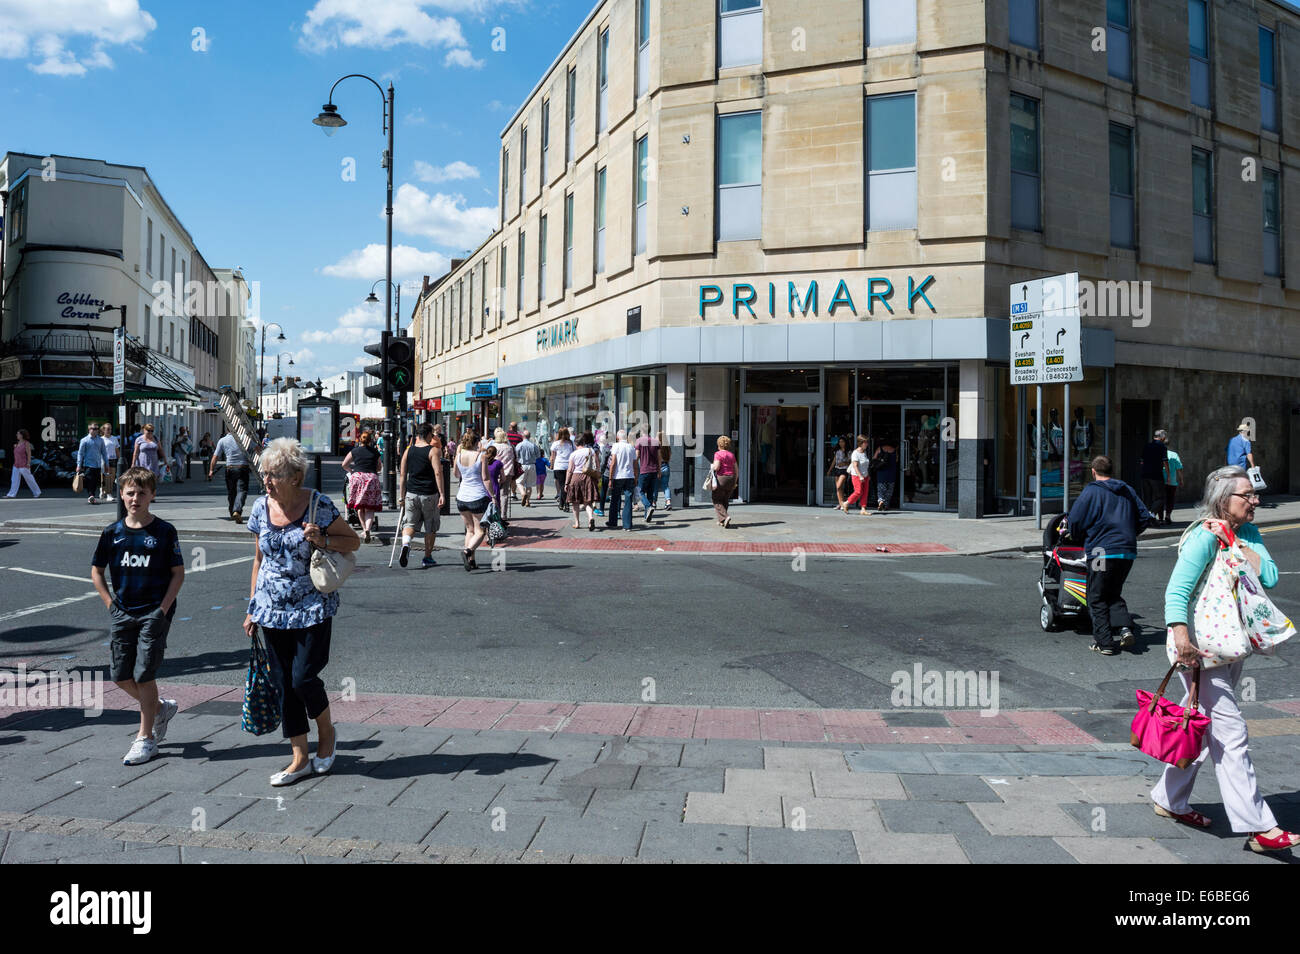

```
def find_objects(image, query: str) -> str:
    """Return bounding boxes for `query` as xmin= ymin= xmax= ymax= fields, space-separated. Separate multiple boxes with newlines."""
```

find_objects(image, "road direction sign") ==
xmin=1009 ymin=273 xmax=1083 ymax=385
xmin=113 ymin=327 xmax=125 ymax=395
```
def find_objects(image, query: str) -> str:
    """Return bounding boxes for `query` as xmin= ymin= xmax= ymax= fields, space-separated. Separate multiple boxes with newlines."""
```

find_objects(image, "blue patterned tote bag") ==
xmin=241 ymin=629 xmax=282 ymax=735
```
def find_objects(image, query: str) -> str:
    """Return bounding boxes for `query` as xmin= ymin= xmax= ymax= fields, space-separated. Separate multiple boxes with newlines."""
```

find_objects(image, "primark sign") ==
xmin=537 ymin=317 xmax=579 ymax=352
xmin=698 ymin=275 xmax=936 ymax=319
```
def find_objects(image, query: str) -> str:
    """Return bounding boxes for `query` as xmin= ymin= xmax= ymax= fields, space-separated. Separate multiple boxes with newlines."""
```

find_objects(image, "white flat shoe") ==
xmin=269 ymin=764 xmax=315 ymax=787
xmin=311 ymin=747 xmax=337 ymax=775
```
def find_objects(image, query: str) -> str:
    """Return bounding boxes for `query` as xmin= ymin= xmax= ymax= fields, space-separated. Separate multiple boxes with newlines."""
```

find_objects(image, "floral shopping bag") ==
xmin=1236 ymin=550 xmax=1295 ymax=656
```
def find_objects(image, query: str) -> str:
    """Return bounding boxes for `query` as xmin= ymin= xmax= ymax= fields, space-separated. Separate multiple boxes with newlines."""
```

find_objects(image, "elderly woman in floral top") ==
xmin=243 ymin=438 xmax=360 ymax=787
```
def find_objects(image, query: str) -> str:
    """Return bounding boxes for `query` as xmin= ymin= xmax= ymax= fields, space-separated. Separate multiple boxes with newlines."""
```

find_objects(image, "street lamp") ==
xmin=365 ymin=279 xmax=400 ymax=329
xmin=99 ymin=303 xmax=127 ymax=520
xmin=258 ymin=322 xmax=286 ymax=437
xmin=316 ymin=73 xmax=397 ymax=504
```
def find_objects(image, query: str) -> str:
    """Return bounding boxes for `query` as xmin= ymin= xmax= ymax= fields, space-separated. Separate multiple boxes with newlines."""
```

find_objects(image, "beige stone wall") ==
xmin=1136 ymin=122 xmax=1192 ymax=272
xmin=604 ymin=127 xmax=635 ymax=276
xmin=653 ymin=102 xmax=715 ymax=256
xmin=572 ymin=163 xmax=597 ymax=294
xmin=762 ymin=84 xmax=864 ymax=249
xmin=1042 ymin=0 xmax=1106 ymax=82
xmin=659 ymin=0 xmax=714 ymax=86
xmin=1134 ymin=0 xmax=1188 ymax=110
xmin=919 ymin=0 xmax=984 ymax=51
xmin=765 ymin=0 xmax=863 ymax=72
xmin=918 ymin=66 xmax=987 ymax=241
xmin=1042 ymin=89 xmax=1108 ymax=255
xmin=575 ymin=28 xmax=599 ymax=162
xmin=1216 ymin=142 xmax=1263 ymax=284
xmin=1214 ymin=0 xmax=1261 ymax=133
xmin=607 ymin=0 xmax=635 ymax=131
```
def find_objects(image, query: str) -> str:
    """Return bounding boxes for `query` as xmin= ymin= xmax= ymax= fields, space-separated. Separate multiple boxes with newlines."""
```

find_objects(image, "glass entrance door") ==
xmin=747 ymin=404 xmax=818 ymax=504
xmin=856 ymin=403 xmax=945 ymax=510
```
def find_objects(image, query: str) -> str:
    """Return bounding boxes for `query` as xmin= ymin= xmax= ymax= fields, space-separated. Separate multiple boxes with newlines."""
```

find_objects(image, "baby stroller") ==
xmin=1038 ymin=513 xmax=1090 ymax=632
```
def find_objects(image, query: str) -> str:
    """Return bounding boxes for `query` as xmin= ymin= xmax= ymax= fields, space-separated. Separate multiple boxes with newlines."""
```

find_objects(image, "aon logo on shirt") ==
xmin=119 ymin=553 xmax=151 ymax=568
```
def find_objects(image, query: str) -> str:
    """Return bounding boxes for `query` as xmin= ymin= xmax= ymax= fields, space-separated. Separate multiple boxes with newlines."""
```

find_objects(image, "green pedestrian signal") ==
xmin=386 ymin=334 xmax=415 ymax=393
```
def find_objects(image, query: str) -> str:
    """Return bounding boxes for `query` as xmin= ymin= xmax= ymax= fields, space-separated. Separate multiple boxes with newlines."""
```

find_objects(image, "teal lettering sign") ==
xmin=536 ymin=317 xmax=580 ymax=352
xmin=699 ymin=276 xmax=936 ymax=319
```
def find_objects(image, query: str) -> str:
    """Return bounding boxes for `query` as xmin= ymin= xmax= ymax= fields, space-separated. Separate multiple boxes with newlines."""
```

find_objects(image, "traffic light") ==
xmin=386 ymin=333 xmax=414 ymax=393
xmin=363 ymin=331 xmax=389 ymax=401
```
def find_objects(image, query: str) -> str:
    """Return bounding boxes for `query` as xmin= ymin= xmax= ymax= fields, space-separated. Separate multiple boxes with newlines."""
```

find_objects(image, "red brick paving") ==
xmin=7 ymin=677 xmax=1201 ymax=747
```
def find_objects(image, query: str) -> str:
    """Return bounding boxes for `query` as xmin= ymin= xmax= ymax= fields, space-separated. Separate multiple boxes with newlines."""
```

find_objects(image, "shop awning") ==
xmin=0 ymin=377 xmax=200 ymax=403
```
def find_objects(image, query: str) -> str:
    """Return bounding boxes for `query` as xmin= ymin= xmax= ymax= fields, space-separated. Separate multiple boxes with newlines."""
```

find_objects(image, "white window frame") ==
xmin=146 ymin=218 xmax=153 ymax=275
xmin=564 ymin=193 xmax=574 ymax=290
xmin=596 ymin=167 xmax=607 ymax=274
xmin=866 ymin=0 xmax=916 ymax=48
xmin=718 ymin=0 xmax=762 ymax=69
xmin=865 ymin=92 xmax=917 ymax=232
xmin=637 ymin=0 xmax=650 ymax=98
xmin=716 ymin=111 xmax=761 ymax=241
xmin=566 ymin=67 xmax=577 ymax=164
xmin=539 ymin=214 xmax=548 ymax=301
xmin=541 ymin=99 xmax=550 ymax=183
xmin=517 ymin=231 xmax=525 ymax=315
xmin=635 ymin=135 xmax=649 ymax=254
xmin=598 ymin=28 xmax=610 ymax=133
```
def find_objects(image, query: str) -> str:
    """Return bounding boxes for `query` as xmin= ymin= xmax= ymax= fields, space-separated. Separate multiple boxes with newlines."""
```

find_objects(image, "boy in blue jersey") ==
xmin=90 ymin=467 xmax=185 ymax=765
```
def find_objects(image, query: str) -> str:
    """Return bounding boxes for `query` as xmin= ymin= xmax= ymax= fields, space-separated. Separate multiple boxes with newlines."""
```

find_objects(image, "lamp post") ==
xmin=99 ymin=304 xmax=128 ymax=521
xmin=316 ymin=74 xmax=396 ymax=505
xmin=257 ymin=322 xmax=286 ymax=439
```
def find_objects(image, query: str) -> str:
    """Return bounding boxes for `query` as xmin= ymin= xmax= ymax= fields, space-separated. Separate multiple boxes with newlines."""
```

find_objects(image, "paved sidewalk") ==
xmin=4 ymin=690 xmax=1299 ymax=864
xmin=5 ymin=477 xmax=1299 ymax=556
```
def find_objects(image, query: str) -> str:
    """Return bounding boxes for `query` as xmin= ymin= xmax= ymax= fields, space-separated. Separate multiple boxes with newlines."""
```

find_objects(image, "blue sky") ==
xmin=0 ymin=0 xmax=590 ymax=381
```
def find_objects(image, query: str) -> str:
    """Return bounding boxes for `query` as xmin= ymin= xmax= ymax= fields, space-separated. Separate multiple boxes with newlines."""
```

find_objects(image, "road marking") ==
xmin=0 ymin=566 xmax=92 ymax=583
xmin=897 ymin=571 xmax=992 ymax=585
xmin=0 ymin=591 xmax=99 ymax=622
xmin=1261 ymin=523 xmax=1300 ymax=534
xmin=196 ymin=556 xmax=254 ymax=571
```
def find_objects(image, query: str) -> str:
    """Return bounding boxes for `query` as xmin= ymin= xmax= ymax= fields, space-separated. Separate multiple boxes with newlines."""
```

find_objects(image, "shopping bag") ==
xmin=1131 ymin=664 xmax=1209 ymax=769
xmin=1167 ymin=526 xmax=1252 ymax=670
xmin=1235 ymin=550 xmax=1295 ymax=655
xmin=479 ymin=500 xmax=508 ymax=545
xmin=1247 ymin=466 xmax=1267 ymax=491
xmin=241 ymin=630 xmax=282 ymax=736
xmin=72 ymin=473 xmax=84 ymax=493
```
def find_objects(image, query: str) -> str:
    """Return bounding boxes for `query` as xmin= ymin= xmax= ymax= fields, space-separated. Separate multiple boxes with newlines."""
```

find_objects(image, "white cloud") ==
xmin=299 ymin=0 xmax=467 ymax=53
xmin=443 ymin=47 xmax=483 ymax=68
xmin=0 ymin=0 xmax=154 ymax=76
xmin=412 ymin=159 xmax=478 ymax=183
xmin=486 ymin=99 xmax=506 ymax=112
xmin=393 ymin=183 xmax=496 ymax=250
xmin=404 ymin=107 xmax=428 ymax=125
xmin=321 ymin=242 xmax=451 ymax=282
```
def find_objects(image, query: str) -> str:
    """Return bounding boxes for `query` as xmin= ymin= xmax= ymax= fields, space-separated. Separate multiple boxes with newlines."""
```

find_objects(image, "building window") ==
xmin=539 ymin=215 xmax=548 ymax=300
xmin=1189 ymin=0 xmax=1210 ymax=109
xmin=1107 ymin=0 xmax=1131 ymax=81
xmin=866 ymin=93 xmax=917 ymax=231
xmin=719 ymin=0 xmax=762 ymax=69
xmin=564 ymin=193 xmax=574 ymax=290
xmin=459 ymin=280 xmax=466 ymax=342
xmin=520 ymin=126 xmax=528 ymax=199
xmin=517 ymin=231 xmax=525 ymax=315
xmin=499 ymin=246 xmax=507 ymax=323
xmin=867 ymin=0 xmax=915 ymax=47
xmin=566 ymin=67 xmax=577 ymax=164
xmin=7 ymin=182 xmax=25 ymax=244
xmin=480 ymin=260 xmax=487 ymax=331
xmin=637 ymin=0 xmax=650 ymax=97
xmin=1264 ymin=168 xmax=1281 ymax=276
xmin=145 ymin=305 xmax=151 ymax=346
xmin=717 ymin=112 xmax=761 ymax=241
xmin=635 ymin=135 xmax=649 ymax=254
xmin=596 ymin=167 xmax=607 ymax=274
xmin=541 ymin=99 xmax=550 ymax=183
xmin=1260 ymin=26 xmax=1278 ymax=133
xmin=169 ymin=323 xmax=175 ymax=357
xmin=158 ymin=233 xmax=165 ymax=281
xmin=146 ymin=218 xmax=153 ymax=275
xmin=598 ymin=28 xmax=610 ymax=133
xmin=1010 ymin=94 xmax=1041 ymax=231
xmin=1192 ymin=147 xmax=1213 ymax=264
xmin=1009 ymin=0 xmax=1038 ymax=50
xmin=158 ymin=313 xmax=163 ymax=347
xmin=502 ymin=147 xmax=509 ymax=212
xmin=468 ymin=268 xmax=475 ymax=336
xmin=1109 ymin=124 xmax=1135 ymax=248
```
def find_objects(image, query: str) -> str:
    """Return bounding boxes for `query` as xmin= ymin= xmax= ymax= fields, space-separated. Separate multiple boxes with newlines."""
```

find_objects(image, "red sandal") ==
xmin=1153 ymin=805 xmax=1213 ymax=829
xmin=1247 ymin=830 xmax=1300 ymax=853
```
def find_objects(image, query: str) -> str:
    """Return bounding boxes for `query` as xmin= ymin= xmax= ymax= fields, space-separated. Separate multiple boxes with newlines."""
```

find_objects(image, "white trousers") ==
xmin=1150 ymin=661 xmax=1277 ymax=833
xmin=7 ymin=467 xmax=40 ymax=497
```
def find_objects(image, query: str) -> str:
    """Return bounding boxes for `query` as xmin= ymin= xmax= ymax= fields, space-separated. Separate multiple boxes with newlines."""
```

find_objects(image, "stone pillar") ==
xmin=957 ymin=359 xmax=992 ymax=518
xmin=665 ymin=364 xmax=688 ymax=506
xmin=693 ymin=366 xmax=730 ymax=504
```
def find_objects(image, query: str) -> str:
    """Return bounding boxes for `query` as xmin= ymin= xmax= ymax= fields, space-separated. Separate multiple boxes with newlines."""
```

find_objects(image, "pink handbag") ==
xmin=1130 ymin=664 xmax=1210 ymax=769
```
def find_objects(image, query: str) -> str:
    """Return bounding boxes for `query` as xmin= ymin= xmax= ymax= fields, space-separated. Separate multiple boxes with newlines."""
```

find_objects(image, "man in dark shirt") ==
xmin=1138 ymin=429 xmax=1169 ymax=513
xmin=507 ymin=422 xmax=523 ymax=448
xmin=634 ymin=431 xmax=662 ymax=522
xmin=1065 ymin=455 xmax=1154 ymax=655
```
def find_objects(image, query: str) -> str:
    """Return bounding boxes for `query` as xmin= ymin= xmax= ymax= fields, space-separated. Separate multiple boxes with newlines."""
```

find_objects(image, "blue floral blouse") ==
xmin=247 ymin=492 xmax=340 ymax=629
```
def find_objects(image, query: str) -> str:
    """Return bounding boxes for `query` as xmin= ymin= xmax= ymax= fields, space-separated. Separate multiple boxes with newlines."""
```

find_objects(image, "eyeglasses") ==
xmin=1230 ymin=492 xmax=1260 ymax=503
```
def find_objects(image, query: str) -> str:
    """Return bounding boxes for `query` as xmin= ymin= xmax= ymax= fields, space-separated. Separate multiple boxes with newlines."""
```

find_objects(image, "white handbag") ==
xmin=308 ymin=491 xmax=356 ymax=594
xmin=1247 ymin=466 xmax=1267 ymax=491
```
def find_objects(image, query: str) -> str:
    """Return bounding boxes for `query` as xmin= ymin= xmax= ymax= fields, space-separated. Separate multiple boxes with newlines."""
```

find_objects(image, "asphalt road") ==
xmin=3 ymin=524 xmax=1300 ymax=711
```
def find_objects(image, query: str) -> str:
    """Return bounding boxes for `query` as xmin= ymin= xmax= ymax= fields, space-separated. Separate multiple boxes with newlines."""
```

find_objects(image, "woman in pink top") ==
xmin=6 ymin=429 xmax=41 ymax=498
xmin=710 ymin=435 xmax=738 ymax=528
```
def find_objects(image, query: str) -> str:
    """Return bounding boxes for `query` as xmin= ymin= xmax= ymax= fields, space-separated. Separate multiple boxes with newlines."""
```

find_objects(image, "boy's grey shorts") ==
xmin=109 ymin=604 xmax=174 ymax=683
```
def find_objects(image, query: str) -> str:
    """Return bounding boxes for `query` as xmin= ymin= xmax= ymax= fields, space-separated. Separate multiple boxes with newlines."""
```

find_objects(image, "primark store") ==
xmin=414 ymin=0 xmax=1300 ymax=517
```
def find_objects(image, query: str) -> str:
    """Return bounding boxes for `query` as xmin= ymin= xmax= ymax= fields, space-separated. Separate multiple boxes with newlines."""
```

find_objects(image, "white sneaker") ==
xmin=154 ymin=699 xmax=178 ymax=742
xmin=122 ymin=736 xmax=158 ymax=765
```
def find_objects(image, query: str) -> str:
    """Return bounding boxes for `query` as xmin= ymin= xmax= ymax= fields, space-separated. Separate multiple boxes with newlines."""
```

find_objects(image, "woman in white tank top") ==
xmin=454 ymin=431 xmax=492 ymax=570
